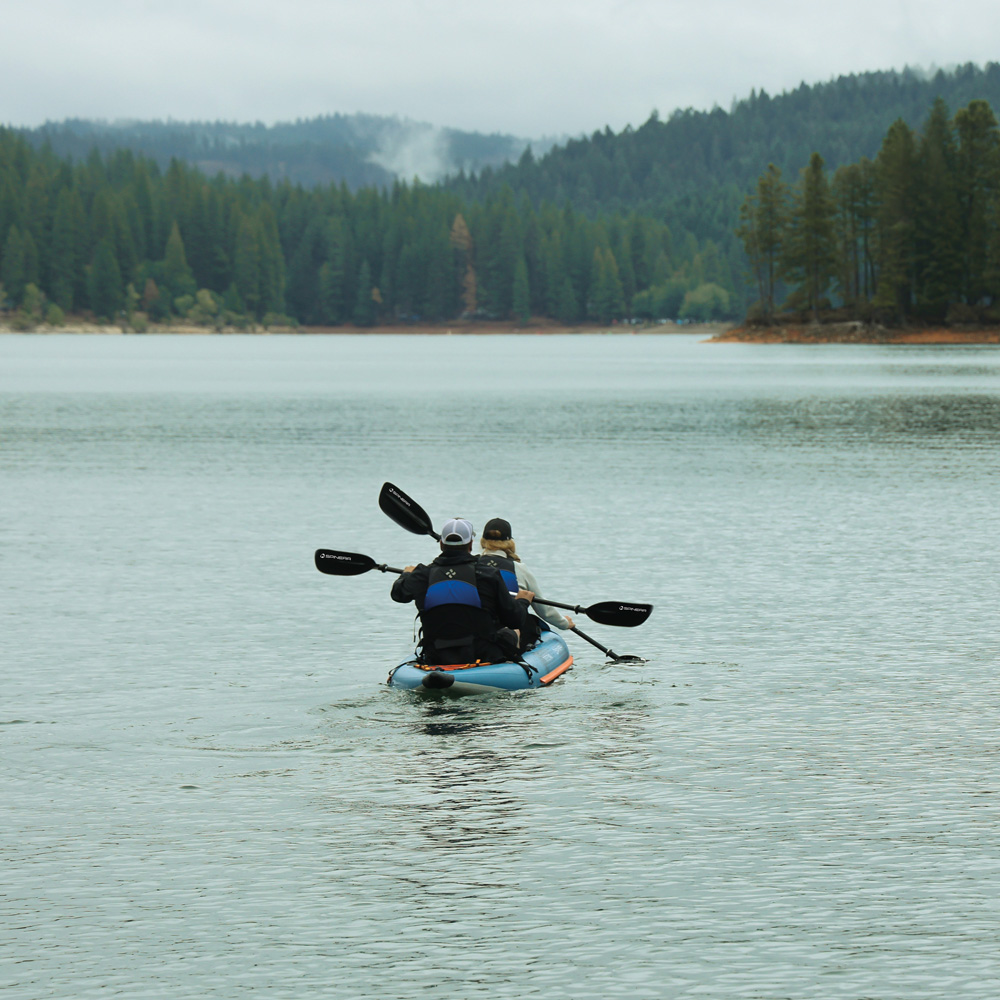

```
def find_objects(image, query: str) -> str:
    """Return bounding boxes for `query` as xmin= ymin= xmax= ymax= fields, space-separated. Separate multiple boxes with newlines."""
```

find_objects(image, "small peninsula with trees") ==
xmin=728 ymin=97 xmax=1000 ymax=342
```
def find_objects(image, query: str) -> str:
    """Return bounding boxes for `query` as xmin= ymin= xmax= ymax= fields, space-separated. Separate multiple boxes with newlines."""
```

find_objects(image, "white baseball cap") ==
xmin=440 ymin=518 xmax=475 ymax=546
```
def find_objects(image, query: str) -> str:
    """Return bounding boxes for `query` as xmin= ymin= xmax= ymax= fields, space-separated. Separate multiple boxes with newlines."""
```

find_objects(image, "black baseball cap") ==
xmin=482 ymin=517 xmax=512 ymax=540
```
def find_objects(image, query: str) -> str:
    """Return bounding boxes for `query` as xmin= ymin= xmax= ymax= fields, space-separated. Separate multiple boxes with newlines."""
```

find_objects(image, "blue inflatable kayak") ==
xmin=387 ymin=630 xmax=573 ymax=694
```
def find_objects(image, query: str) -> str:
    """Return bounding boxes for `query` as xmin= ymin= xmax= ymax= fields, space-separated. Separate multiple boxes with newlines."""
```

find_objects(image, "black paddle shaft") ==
xmin=570 ymin=626 xmax=647 ymax=664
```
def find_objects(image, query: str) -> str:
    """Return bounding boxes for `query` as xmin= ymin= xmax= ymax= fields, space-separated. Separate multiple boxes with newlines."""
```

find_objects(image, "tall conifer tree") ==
xmin=49 ymin=188 xmax=86 ymax=310
xmin=89 ymin=238 xmax=123 ymax=321
xmin=954 ymin=99 xmax=1000 ymax=304
xmin=353 ymin=259 xmax=376 ymax=326
xmin=782 ymin=153 xmax=836 ymax=317
xmin=736 ymin=163 xmax=788 ymax=321
xmin=874 ymin=120 xmax=918 ymax=318
xmin=914 ymin=99 xmax=962 ymax=318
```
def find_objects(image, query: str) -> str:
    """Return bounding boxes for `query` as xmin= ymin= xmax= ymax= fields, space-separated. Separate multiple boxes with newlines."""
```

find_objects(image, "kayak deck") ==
xmin=387 ymin=631 xmax=573 ymax=694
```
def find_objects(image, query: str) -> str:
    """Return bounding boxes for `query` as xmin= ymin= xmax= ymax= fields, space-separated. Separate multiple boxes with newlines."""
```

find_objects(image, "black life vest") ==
xmin=478 ymin=553 xmax=519 ymax=595
xmin=420 ymin=560 xmax=498 ymax=664
xmin=479 ymin=552 xmax=545 ymax=647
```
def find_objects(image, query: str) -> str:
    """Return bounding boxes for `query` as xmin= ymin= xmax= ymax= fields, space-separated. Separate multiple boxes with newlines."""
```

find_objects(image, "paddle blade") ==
xmin=379 ymin=482 xmax=437 ymax=538
xmin=585 ymin=601 xmax=653 ymax=627
xmin=314 ymin=549 xmax=377 ymax=576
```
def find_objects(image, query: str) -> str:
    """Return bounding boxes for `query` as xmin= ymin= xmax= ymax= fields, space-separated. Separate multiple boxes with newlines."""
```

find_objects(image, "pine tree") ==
xmin=233 ymin=215 xmax=262 ymax=317
xmin=589 ymin=247 xmax=625 ymax=322
xmin=954 ymin=99 xmax=1000 ymax=304
xmin=132 ymin=161 xmax=156 ymax=260
xmin=318 ymin=216 xmax=348 ymax=324
xmin=556 ymin=274 xmax=579 ymax=324
xmin=736 ymin=163 xmax=788 ymax=321
xmin=256 ymin=203 xmax=285 ymax=316
xmin=831 ymin=161 xmax=877 ymax=308
xmin=479 ymin=194 xmax=521 ymax=317
xmin=49 ymin=188 xmax=86 ymax=311
xmin=89 ymin=238 xmax=123 ymax=321
xmin=22 ymin=165 xmax=51 ymax=289
xmin=540 ymin=231 xmax=565 ymax=317
xmin=425 ymin=226 xmax=457 ymax=321
xmin=512 ymin=255 xmax=530 ymax=324
xmin=1 ymin=225 xmax=26 ymax=304
xmin=914 ymin=99 xmax=962 ymax=318
xmin=873 ymin=120 xmax=918 ymax=318
xmin=21 ymin=228 xmax=40 ymax=292
xmin=782 ymin=153 xmax=836 ymax=317
xmin=162 ymin=220 xmax=196 ymax=304
xmin=353 ymin=259 xmax=376 ymax=326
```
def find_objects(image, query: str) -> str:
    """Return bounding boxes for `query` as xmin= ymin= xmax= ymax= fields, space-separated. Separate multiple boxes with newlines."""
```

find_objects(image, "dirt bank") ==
xmin=1 ymin=319 xmax=733 ymax=337
xmin=709 ymin=322 xmax=1000 ymax=345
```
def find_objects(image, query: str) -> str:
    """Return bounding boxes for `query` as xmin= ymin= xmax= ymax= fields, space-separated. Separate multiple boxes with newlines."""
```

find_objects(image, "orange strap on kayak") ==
xmin=415 ymin=654 xmax=572 ymax=683
xmin=415 ymin=660 xmax=486 ymax=672
xmin=540 ymin=656 xmax=573 ymax=685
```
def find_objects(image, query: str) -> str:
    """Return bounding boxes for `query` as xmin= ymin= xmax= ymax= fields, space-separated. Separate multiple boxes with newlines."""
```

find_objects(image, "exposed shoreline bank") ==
xmin=0 ymin=319 xmax=730 ymax=337
xmin=7 ymin=319 xmax=1000 ymax=343
xmin=710 ymin=322 xmax=1000 ymax=345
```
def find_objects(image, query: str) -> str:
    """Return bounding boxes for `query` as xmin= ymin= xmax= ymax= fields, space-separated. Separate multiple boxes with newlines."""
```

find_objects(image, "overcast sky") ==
xmin=1 ymin=0 xmax=997 ymax=138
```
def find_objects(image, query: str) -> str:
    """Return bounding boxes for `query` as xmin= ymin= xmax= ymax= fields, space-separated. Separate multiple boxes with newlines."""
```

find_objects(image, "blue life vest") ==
xmin=424 ymin=561 xmax=484 ymax=610
xmin=478 ymin=553 xmax=518 ymax=595
xmin=419 ymin=560 xmax=498 ymax=664
xmin=479 ymin=552 xmax=547 ymax=642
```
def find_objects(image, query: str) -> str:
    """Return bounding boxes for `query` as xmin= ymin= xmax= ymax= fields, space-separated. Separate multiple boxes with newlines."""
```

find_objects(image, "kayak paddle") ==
xmin=531 ymin=597 xmax=651 ymax=628
xmin=377 ymin=481 xmax=654 ymax=628
xmin=378 ymin=482 xmax=441 ymax=540
xmin=314 ymin=549 xmax=650 ymax=629
xmin=314 ymin=549 xmax=403 ymax=576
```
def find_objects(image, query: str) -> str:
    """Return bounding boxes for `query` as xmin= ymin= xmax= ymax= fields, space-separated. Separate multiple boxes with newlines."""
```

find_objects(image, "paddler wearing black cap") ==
xmin=478 ymin=516 xmax=575 ymax=650
xmin=390 ymin=517 xmax=536 ymax=665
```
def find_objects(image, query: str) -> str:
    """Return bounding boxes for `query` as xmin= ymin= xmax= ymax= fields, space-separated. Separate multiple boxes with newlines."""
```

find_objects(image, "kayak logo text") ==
xmin=389 ymin=488 xmax=410 ymax=508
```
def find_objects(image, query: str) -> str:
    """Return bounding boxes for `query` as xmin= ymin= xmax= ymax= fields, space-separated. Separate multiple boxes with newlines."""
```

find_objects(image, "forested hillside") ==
xmin=454 ymin=65 xmax=1000 ymax=212
xmin=16 ymin=114 xmax=550 ymax=190
xmin=2 ymin=130 xmax=729 ymax=330
xmin=738 ymin=98 xmax=1000 ymax=326
xmin=449 ymin=64 xmax=1000 ymax=315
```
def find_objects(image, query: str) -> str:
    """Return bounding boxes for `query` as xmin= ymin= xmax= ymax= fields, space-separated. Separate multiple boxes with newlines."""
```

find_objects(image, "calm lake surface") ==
xmin=3 ymin=333 xmax=1000 ymax=999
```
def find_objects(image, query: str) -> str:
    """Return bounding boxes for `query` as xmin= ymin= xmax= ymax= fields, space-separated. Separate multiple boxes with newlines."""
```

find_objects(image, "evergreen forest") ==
xmin=5 ymin=64 xmax=1000 ymax=330
xmin=1 ymin=128 xmax=723 ymax=330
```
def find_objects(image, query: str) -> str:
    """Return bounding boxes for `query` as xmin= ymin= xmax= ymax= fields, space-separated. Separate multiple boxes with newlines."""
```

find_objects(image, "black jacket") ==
xmin=391 ymin=550 xmax=528 ymax=664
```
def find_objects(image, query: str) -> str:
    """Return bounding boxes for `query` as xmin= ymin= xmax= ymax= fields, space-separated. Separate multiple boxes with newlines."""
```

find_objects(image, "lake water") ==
xmin=3 ymin=333 xmax=1000 ymax=999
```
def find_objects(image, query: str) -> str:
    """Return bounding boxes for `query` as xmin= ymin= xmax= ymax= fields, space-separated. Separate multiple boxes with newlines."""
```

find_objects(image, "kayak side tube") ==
xmin=388 ymin=631 xmax=573 ymax=694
